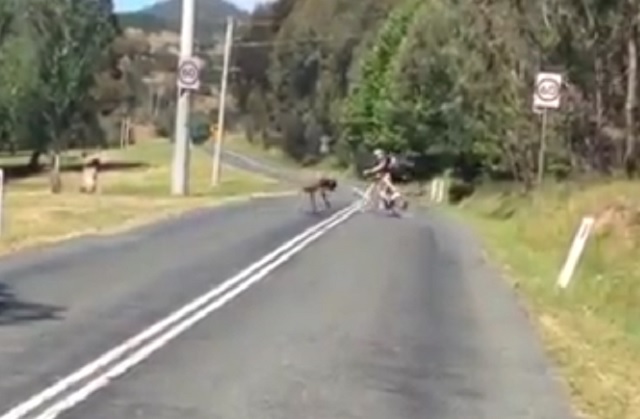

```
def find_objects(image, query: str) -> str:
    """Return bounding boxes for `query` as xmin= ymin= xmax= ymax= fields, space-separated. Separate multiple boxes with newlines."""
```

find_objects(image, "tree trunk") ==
xmin=594 ymin=54 xmax=605 ymax=133
xmin=587 ymin=55 xmax=605 ymax=172
xmin=28 ymin=150 xmax=42 ymax=172
xmin=624 ymin=19 xmax=638 ymax=177
xmin=49 ymin=152 xmax=62 ymax=194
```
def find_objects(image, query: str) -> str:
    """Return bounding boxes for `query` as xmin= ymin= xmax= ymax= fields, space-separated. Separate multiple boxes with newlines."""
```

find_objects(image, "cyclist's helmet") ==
xmin=373 ymin=148 xmax=385 ymax=159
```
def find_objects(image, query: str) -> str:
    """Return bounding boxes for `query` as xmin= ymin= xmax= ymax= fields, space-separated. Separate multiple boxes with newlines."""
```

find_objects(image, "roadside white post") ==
xmin=436 ymin=178 xmax=445 ymax=203
xmin=557 ymin=216 xmax=595 ymax=289
xmin=429 ymin=178 xmax=437 ymax=202
xmin=430 ymin=177 xmax=445 ymax=204
xmin=0 ymin=168 xmax=4 ymax=237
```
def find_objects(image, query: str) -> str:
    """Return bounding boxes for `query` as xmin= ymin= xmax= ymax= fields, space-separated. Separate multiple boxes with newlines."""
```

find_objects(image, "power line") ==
xmin=185 ymin=11 xmax=396 ymax=29
xmin=230 ymin=35 xmax=365 ymax=48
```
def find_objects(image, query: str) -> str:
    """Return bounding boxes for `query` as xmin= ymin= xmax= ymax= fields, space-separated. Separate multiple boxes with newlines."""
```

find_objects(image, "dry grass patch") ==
xmin=0 ymin=140 xmax=286 ymax=254
xmin=456 ymin=180 xmax=640 ymax=419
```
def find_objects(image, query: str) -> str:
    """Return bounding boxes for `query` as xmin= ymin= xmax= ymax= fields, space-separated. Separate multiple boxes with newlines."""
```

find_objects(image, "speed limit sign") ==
xmin=533 ymin=72 xmax=562 ymax=109
xmin=177 ymin=56 xmax=201 ymax=90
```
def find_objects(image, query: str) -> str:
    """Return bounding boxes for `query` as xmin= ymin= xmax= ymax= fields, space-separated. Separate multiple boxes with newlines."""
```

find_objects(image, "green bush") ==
xmin=189 ymin=112 xmax=211 ymax=145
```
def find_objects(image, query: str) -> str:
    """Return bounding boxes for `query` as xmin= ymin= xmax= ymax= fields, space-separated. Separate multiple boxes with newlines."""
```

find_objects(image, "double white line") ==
xmin=0 ymin=204 xmax=359 ymax=419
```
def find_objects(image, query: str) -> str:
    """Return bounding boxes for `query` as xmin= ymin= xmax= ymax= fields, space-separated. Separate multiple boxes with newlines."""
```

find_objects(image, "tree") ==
xmin=0 ymin=1 xmax=40 ymax=157
xmin=23 ymin=0 xmax=117 ymax=192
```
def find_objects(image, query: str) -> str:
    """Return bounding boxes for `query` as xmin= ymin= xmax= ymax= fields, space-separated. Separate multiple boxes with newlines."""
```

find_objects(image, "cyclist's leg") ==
xmin=376 ymin=175 xmax=392 ymax=208
xmin=381 ymin=173 xmax=400 ymax=199
xmin=383 ymin=172 xmax=409 ymax=210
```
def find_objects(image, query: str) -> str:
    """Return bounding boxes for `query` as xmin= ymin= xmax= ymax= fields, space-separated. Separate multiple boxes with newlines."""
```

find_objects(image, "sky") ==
xmin=114 ymin=0 xmax=270 ymax=13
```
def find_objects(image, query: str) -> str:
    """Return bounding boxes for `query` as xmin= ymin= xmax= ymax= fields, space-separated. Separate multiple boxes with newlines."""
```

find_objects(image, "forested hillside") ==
xmin=233 ymin=0 xmax=640 ymax=187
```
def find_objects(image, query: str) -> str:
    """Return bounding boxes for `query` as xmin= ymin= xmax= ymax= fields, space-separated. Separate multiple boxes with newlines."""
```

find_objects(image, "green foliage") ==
xmin=24 ymin=0 xmax=116 ymax=152
xmin=235 ymin=0 xmax=640 ymax=185
xmin=232 ymin=0 xmax=397 ymax=165
xmin=154 ymin=102 xmax=176 ymax=139
xmin=189 ymin=112 xmax=211 ymax=145
xmin=0 ymin=0 xmax=120 ymax=161
xmin=340 ymin=0 xmax=421 ymax=154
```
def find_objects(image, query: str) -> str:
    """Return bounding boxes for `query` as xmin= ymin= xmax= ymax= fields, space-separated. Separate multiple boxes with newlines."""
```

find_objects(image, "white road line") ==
xmin=34 ymin=205 xmax=358 ymax=419
xmin=0 ymin=204 xmax=358 ymax=419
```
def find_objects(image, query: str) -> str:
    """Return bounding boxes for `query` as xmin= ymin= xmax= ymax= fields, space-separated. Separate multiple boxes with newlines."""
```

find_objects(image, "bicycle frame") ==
xmin=357 ymin=180 xmax=393 ymax=210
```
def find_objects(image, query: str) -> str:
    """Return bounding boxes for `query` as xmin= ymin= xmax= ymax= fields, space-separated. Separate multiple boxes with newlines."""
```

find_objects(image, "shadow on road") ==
xmin=0 ymin=283 xmax=65 ymax=326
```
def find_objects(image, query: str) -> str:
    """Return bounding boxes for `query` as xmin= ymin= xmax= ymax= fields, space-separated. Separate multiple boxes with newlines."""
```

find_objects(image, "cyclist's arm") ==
xmin=363 ymin=161 xmax=385 ymax=175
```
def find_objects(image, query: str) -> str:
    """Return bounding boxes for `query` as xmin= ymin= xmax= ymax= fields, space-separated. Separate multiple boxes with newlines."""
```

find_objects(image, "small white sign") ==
xmin=319 ymin=135 xmax=331 ymax=155
xmin=177 ymin=56 xmax=201 ymax=90
xmin=533 ymin=72 xmax=562 ymax=109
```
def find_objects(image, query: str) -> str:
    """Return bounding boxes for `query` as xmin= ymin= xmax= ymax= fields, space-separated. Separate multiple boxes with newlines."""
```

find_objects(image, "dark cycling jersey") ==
xmin=378 ymin=155 xmax=394 ymax=174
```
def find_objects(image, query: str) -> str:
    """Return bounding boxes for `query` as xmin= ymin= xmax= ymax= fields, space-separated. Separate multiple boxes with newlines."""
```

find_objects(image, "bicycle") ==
xmin=354 ymin=174 xmax=409 ymax=217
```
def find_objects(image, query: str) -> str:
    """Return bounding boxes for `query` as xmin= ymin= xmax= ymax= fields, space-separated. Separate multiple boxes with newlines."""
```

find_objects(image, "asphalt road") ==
xmin=0 ymin=157 xmax=575 ymax=418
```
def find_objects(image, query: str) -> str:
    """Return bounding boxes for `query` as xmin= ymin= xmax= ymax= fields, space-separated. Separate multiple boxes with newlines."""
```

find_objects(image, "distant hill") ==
xmin=117 ymin=0 xmax=247 ymax=41
xmin=117 ymin=12 xmax=169 ymax=33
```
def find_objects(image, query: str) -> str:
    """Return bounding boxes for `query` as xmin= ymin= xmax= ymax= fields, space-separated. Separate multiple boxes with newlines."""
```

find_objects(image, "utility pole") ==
xmin=211 ymin=16 xmax=234 ymax=186
xmin=171 ymin=0 xmax=195 ymax=196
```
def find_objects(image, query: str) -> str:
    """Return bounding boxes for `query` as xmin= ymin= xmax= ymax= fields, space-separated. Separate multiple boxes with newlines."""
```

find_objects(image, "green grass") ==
xmin=102 ymin=141 xmax=282 ymax=197
xmin=455 ymin=181 xmax=640 ymax=419
xmin=224 ymin=134 xmax=351 ymax=180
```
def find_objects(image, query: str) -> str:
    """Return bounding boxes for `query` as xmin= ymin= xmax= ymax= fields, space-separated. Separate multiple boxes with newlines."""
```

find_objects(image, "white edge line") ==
xmin=35 ymin=206 xmax=358 ymax=419
xmin=0 ymin=204 xmax=357 ymax=419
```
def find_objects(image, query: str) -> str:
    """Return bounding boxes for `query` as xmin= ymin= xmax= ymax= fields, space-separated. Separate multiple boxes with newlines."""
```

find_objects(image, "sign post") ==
xmin=533 ymin=72 xmax=562 ymax=184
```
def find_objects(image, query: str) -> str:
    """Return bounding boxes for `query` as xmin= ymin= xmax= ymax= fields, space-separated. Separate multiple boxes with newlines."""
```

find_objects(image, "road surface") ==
xmin=0 ymin=165 xmax=575 ymax=418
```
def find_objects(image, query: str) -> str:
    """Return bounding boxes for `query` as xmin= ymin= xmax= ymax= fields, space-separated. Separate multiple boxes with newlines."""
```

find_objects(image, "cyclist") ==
xmin=362 ymin=148 xmax=407 ymax=210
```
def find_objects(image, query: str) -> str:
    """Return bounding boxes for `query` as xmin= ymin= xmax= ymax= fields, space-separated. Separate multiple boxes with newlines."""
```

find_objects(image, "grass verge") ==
xmin=223 ymin=134 xmax=351 ymax=180
xmin=0 ymin=140 xmax=286 ymax=254
xmin=454 ymin=180 xmax=640 ymax=419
